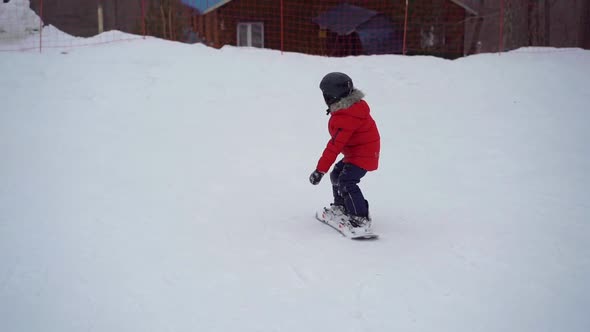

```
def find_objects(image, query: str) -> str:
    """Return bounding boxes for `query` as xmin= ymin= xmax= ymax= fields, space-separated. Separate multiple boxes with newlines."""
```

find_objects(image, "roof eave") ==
xmin=203 ymin=0 xmax=233 ymax=15
xmin=202 ymin=0 xmax=479 ymax=17
xmin=449 ymin=0 xmax=479 ymax=15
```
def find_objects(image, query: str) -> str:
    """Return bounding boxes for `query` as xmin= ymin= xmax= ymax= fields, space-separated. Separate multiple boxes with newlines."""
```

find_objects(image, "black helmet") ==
xmin=319 ymin=72 xmax=353 ymax=106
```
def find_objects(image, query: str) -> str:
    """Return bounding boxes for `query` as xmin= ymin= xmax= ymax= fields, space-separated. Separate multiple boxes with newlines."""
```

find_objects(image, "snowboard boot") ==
xmin=348 ymin=215 xmax=372 ymax=234
xmin=348 ymin=201 xmax=372 ymax=234
xmin=321 ymin=204 xmax=346 ymax=222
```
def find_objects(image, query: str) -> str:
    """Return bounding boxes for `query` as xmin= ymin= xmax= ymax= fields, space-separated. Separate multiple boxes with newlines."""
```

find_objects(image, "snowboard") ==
xmin=315 ymin=210 xmax=378 ymax=240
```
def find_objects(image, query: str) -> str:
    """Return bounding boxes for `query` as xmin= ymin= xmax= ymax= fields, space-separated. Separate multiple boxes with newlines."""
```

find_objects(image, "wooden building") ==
xmin=196 ymin=0 xmax=476 ymax=58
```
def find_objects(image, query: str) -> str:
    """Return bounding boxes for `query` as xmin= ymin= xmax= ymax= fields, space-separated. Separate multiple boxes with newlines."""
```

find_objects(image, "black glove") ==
xmin=309 ymin=170 xmax=324 ymax=185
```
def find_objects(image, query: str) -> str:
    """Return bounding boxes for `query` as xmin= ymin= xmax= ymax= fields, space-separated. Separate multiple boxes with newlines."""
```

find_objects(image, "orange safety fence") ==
xmin=1 ymin=0 xmax=588 ymax=57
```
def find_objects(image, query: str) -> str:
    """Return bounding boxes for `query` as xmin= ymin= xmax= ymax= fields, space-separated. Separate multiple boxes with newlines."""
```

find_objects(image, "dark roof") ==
xmin=203 ymin=0 xmax=479 ymax=16
xmin=202 ymin=0 xmax=232 ymax=14
xmin=312 ymin=3 xmax=378 ymax=36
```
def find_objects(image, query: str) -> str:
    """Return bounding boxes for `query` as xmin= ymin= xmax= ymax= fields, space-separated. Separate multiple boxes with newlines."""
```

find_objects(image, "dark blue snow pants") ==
xmin=330 ymin=160 xmax=369 ymax=217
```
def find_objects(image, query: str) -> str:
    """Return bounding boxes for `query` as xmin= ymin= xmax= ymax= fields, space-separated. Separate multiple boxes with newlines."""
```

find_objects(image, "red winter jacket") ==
xmin=316 ymin=90 xmax=380 ymax=173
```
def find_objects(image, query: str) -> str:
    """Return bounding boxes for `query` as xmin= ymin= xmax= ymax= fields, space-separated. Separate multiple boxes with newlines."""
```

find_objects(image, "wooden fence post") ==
xmin=280 ymin=0 xmax=284 ymax=54
xmin=98 ymin=1 xmax=104 ymax=34
xmin=403 ymin=0 xmax=409 ymax=55
xmin=39 ymin=0 xmax=43 ymax=52
xmin=499 ymin=0 xmax=504 ymax=53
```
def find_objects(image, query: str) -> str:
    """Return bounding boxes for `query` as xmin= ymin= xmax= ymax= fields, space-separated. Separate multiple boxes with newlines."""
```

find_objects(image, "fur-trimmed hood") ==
xmin=328 ymin=89 xmax=365 ymax=114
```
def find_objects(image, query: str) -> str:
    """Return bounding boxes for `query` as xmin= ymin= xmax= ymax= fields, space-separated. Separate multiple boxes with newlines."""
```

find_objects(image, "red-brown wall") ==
xmin=199 ymin=0 xmax=467 ymax=58
xmin=29 ymin=0 xmax=144 ymax=37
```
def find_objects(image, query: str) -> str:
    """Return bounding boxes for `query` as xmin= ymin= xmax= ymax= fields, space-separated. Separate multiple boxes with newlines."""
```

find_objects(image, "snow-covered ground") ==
xmin=1 ymin=21 xmax=590 ymax=332
xmin=0 ymin=0 xmax=39 ymax=41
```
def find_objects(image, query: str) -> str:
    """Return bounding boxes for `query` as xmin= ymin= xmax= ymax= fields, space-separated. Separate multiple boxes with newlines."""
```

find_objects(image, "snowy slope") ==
xmin=1 ymin=36 xmax=589 ymax=331
xmin=0 ymin=0 xmax=39 ymax=40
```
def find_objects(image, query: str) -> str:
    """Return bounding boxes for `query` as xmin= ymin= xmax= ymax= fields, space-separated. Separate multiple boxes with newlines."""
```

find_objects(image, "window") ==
xmin=237 ymin=23 xmax=264 ymax=48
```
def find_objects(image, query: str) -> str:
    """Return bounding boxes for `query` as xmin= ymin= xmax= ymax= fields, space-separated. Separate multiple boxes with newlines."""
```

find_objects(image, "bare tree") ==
xmin=525 ymin=0 xmax=549 ymax=46
xmin=145 ymin=0 xmax=183 ymax=41
xmin=524 ymin=0 xmax=555 ymax=47
xmin=466 ymin=1 xmax=485 ymax=55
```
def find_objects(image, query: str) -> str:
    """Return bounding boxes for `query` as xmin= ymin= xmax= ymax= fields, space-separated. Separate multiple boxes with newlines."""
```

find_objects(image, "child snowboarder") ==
xmin=310 ymin=72 xmax=381 ymax=235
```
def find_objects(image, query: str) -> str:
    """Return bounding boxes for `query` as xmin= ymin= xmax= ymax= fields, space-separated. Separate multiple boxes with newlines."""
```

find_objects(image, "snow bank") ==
xmin=0 ymin=38 xmax=589 ymax=332
xmin=0 ymin=0 xmax=39 ymax=40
